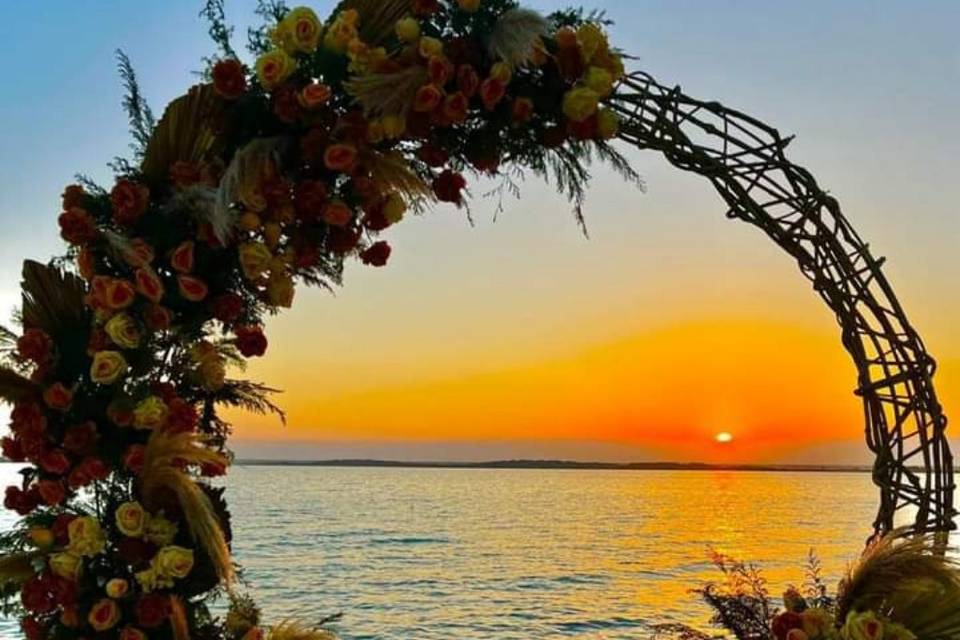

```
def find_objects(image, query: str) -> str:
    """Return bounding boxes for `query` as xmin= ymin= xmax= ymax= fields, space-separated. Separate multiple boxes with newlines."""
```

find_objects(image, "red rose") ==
xmin=4 ymin=486 xmax=39 ymax=515
xmin=210 ymin=292 xmax=244 ymax=324
xmin=2 ymin=437 xmax=25 ymax=462
xmin=136 ymin=593 xmax=171 ymax=629
xmin=80 ymin=457 xmax=109 ymax=481
xmin=39 ymin=450 xmax=71 ymax=476
xmin=412 ymin=0 xmax=440 ymax=16
xmin=143 ymin=304 xmax=173 ymax=331
xmin=11 ymin=402 xmax=45 ymax=433
xmin=363 ymin=203 xmax=389 ymax=232
xmin=166 ymin=398 xmax=198 ymax=433
xmin=512 ymin=97 xmax=534 ymax=123
xmin=327 ymin=226 xmax=361 ymax=254
xmin=295 ymin=180 xmax=328 ymax=221
xmin=51 ymin=576 xmax=77 ymax=606
xmin=58 ymin=207 xmax=98 ymax=245
xmin=360 ymin=241 xmax=392 ymax=267
xmin=36 ymin=480 xmax=66 ymax=506
xmin=21 ymin=575 xmax=55 ymax=614
xmin=568 ymin=112 xmax=599 ymax=141
xmin=61 ymin=184 xmax=85 ymax=209
xmin=442 ymin=92 xmax=470 ymax=123
xmin=17 ymin=328 xmax=52 ymax=364
xmin=51 ymin=514 xmax=76 ymax=546
xmin=417 ymin=144 xmax=449 ymax=168
xmin=457 ymin=65 xmax=480 ymax=97
xmin=123 ymin=445 xmax=146 ymax=474
xmin=63 ymin=422 xmax=98 ymax=455
xmin=323 ymin=201 xmax=353 ymax=227
xmin=43 ymin=382 xmax=73 ymax=411
xmin=201 ymin=461 xmax=227 ymax=477
xmin=772 ymin=612 xmax=804 ymax=640
xmin=212 ymin=58 xmax=247 ymax=99
xmin=152 ymin=382 xmax=178 ymax=403
xmin=428 ymin=56 xmax=454 ymax=86
xmin=235 ymin=325 xmax=268 ymax=358
xmin=432 ymin=170 xmax=467 ymax=206
xmin=413 ymin=84 xmax=444 ymax=113
xmin=21 ymin=617 xmax=46 ymax=640
xmin=272 ymin=84 xmax=302 ymax=124
xmin=170 ymin=240 xmax=195 ymax=273
xmin=111 ymin=179 xmax=150 ymax=226
xmin=118 ymin=537 xmax=155 ymax=567
xmin=480 ymin=78 xmax=506 ymax=110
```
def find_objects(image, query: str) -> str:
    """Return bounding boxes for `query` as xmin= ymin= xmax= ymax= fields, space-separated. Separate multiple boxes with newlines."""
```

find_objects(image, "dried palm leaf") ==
xmin=838 ymin=531 xmax=960 ymax=639
xmin=0 ymin=552 xmax=38 ymax=585
xmin=487 ymin=8 xmax=549 ymax=67
xmin=268 ymin=620 xmax=336 ymax=640
xmin=0 ymin=367 xmax=37 ymax=405
xmin=345 ymin=65 xmax=428 ymax=118
xmin=215 ymin=137 xmax=287 ymax=244
xmin=20 ymin=260 xmax=88 ymax=338
xmin=363 ymin=150 xmax=434 ymax=209
xmin=141 ymin=84 xmax=224 ymax=185
xmin=169 ymin=595 xmax=191 ymax=640
xmin=334 ymin=0 xmax=411 ymax=45
xmin=139 ymin=430 xmax=233 ymax=584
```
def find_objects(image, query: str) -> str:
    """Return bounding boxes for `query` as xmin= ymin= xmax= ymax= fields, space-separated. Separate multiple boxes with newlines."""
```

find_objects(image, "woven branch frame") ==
xmin=610 ymin=71 xmax=954 ymax=534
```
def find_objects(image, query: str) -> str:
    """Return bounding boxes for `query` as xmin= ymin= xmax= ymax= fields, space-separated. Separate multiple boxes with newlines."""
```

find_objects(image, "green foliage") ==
xmin=200 ymin=0 xmax=237 ymax=60
xmin=247 ymin=0 xmax=289 ymax=55
xmin=115 ymin=50 xmax=156 ymax=166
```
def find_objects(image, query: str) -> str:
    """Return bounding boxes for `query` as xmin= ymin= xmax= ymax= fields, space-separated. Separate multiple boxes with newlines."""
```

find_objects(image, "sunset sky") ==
xmin=0 ymin=1 xmax=957 ymax=463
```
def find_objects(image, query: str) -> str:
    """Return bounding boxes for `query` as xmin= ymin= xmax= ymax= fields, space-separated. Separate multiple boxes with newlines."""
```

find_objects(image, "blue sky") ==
xmin=0 ymin=1 xmax=958 ymax=462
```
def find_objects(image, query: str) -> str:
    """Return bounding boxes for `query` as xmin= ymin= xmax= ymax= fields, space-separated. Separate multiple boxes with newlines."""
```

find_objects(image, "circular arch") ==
xmin=610 ymin=71 xmax=954 ymax=534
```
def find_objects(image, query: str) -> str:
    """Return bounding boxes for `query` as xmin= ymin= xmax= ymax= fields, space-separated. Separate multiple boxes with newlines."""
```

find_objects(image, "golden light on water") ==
xmin=715 ymin=432 xmax=734 ymax=444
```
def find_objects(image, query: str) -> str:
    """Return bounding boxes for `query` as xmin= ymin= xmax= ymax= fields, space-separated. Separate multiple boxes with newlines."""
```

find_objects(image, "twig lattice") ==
xmin=611 ymin=71 xmax=954 ymax=535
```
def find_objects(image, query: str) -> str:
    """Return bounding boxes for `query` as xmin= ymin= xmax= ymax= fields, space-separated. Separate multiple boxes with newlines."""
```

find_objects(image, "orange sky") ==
xmin=2 ymin=2 xmax=958 ymax=464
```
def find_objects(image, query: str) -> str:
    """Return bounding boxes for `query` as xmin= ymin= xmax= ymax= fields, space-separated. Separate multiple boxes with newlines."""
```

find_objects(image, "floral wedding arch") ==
xmin=0 ymin=1 xmax=954 ymax=639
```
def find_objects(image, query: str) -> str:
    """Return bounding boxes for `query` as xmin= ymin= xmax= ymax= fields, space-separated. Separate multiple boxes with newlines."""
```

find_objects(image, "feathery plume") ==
xmin=345 ymin=66 xmax=429 ymax=118
xmin=215 ymin=137 xmax=287 ymax=243
xmin=487 ymin=8 xmax=549 ymax=67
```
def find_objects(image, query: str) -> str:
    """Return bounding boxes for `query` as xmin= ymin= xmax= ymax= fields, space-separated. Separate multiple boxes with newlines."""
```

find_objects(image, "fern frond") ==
xmin=116 ymin=50 xmax=156 ymax=162
xmin=210 ymin=380 xmax=286 ymax=424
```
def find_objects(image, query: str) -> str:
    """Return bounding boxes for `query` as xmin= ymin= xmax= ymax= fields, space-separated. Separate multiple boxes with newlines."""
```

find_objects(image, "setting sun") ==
xmin=715 ymin=432 xmax=734 ymax=444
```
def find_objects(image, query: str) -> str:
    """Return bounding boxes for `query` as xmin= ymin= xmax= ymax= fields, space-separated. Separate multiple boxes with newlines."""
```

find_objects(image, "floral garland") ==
xmin=0 ymin=1 xmax=635 ymax=638
xmin=3 ymin=1 xmax=956 ymax=640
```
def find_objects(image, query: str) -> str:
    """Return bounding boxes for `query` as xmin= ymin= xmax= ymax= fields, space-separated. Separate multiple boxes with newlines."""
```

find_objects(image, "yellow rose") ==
xmin=133 ymin=396 xmax=168 ymax=430
xmin=381 ymin=115 xmax=406 ymax=139
xmin=266 ymin=272 xmax=295 ymax=308
xmin=239 ymin=211 xmax=262 ymax=232
xmin=395 ymin=17 xmax=420 ymax=43
xmin=115 ymin=501 xmax=148 ymax=537
xmin=264 ymin=221 xmax=282 ymax=250
xmin=597 ymin=108 xmax=620 ymax=139
xmin=88 ymin=598 xmax=121 ymax=632
xmin=239 ymin=242 xmax=273 ymax=280
xmin=383 ymin=193 xmax=407 ymax=225
xmin=584 ymin=66 xmax=614 ymax=97
xmin=801 ymin=608 xmax=833 ymax=639
xmin=135 ymin=567 xmax=167 ymax=592
xmin=154 ymin=545 xmax=195 ymax=579
xmin=457 ymin=0 xmax=482 ymax=11
xmin=843 ymin=611 xmax=885 ymax=640
xmin=50 ymin=552 xmax=83 ymax=581
xmin=576 ymin=22 xmax=608 ymax=63
xmin=144 ymin=513 xmax=178 ymax=546
xmin=105 ymin=577 xmax=130 ymax=599
xmin=490 ymin=62 xmax=512 ymax=84
xmin=90 ymin=350 xmax=128 ymax=385
xmin=68 ymin=516 xmax=106 ymax=557
xmin=278 ymin=7 xmax=322 ymax=54
xmin=105 ymin=313 xmax=141 ymax=349
xmin=885 ymin=623 xmax=916 ymax=640
xmin=562 ymin=87 xmax=600 ymax=123
xmin=29 ymin=527 xmax=54 ymax=549
xmin=324 ymin=12 xmax=359 ymax=53
xmin=419 ymin=36 xmax=444 ymax=59
xmin=255 ymin=49 xmax=296 ymax=91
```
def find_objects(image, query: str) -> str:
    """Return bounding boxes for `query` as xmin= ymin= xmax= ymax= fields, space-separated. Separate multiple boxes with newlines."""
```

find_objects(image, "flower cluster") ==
xmin=772 ymin=590 xmax=916 ymax=640
xmin=1 ymin=1 xmax=634 ymax=639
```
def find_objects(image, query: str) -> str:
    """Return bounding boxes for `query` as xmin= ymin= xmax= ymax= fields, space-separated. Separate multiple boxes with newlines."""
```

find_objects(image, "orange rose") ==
xmin=480 ymin=78 xmax=506 ymax=110
xmin=88 ymin=598 xmax=121 ymax=632
xmin=135 ymin=268 xmax=165 ymax=304
xmin=512 ymin=97 xmax=534 ymax=123
xmin=413 ymin=84 xmax=444 ymax=113
xmin=43 ymin=383 xmax=73 ymax=411
xmin=442 ymin=92 xmax=470 ymax=123
xmin=427 ymin=56 xmax=454 ymax=85
xmin=177 ymin=275 xmax=209 ymax=302
xmin=322 ymin=201 xmax=353 ymax=227
xmin=299 ymin=82 xmax=331 ymax=109
xmin=105 ymin=279 xmax=136 ymax=311
xmin=170 ymin=241 xmax=195 ymax=273
xmin=457 ymin=65 xmax=480 ymax=97
xmin=323 ymin=143 xmax=358 ymax=172
xmin=111 ymin=179 xmax=150 ymax=226
xmin=143 ymin=305 xmax=172 ymax=331
xmin=120 ymin=626 xmax=148 ymax=640
xmin=122 ymin=239 xmax=155 ymax=268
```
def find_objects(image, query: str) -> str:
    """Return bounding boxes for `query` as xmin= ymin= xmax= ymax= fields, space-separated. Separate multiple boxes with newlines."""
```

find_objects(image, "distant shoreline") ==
xmin=230 ymin=459 xmax=879 ymax=473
